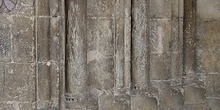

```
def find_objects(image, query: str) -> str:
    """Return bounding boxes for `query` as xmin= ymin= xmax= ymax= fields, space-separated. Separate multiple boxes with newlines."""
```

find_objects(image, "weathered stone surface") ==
xmin=131 ymin=0 xmax=149 ymax=88
xmin=37 ymin=18 xmax=50 ymax=61
xmin=197 ymin=50 xmax=220 ymax=73
xmin=184 ymin=86 xmax=206 ymax=104
xmin=197 ymin=0 xmax=220 ymax=19
xmin=0 ymin=16 xmax=11 ymax=62
xmin=87 ymin=19 xmax=114 ymax=57
xmin=171 ymin=19 xmax=183 ymax=52
xmin=37 ymin=0 xmax=60 ymax=16
xmin=37 ymin=0 xmax=50 ymax=16
xmin=37 ymin=63 xmax=51 ymax=109
xmin=183 ymin=104 xmax=210 ymax=110
xmin=87 ymin=18 xmax=114 ymax=90
xmin=9 ymin=0 xmax=34 ymax=16
xmin=196 ymin=20 xmax=220 ymax=73
xmin=0 ymin=63 xmax=10 ymax=101
xmin=99 ymin=94 xmax=130 ymax=110
xmin=172 ymin=0 xmax=184 ymax=18
xmin=87 ymin=0 xmax=114 ymax=17
xmin=150 ymin=0 xmax=171 ymax=18
xmin=12 ymin=16 xmax=34 ymax=63
xmin=207 ymin=99 xmax=220 ymax=110
xmin=0 ymin=102 xmax=36 ymax=110
xmin=4 ymin=63 xmax=35 ymax=102
xmin=197 ymin=20 xmax=220 ymax=51
xmin=206 ymin=74 xmax=220 ymax=97
xmin=171 ymin=52 xmax=182 ymax=79
xmin=131 ymin=95 xmax=158 ymax=110
xmin=49 ymin=0 xmax=60 ymax=17
xmin=49 ymin=17 xmax=61 ymax=61
xmin=66 ymin=0 xmax=87 ymax=94
xmin=114 ymin=18 xmax=125 ymax=89
xmin=0 ymin=0 xmax=220 ymax=109
xmin=88 ymin=57 xmax=114 ymax=90
xmin=158 ymin=81 xmax=184 ymax=109
xmin=150 ymin=53 xmax=171 ymax=80
xmin=150 ymin=19 xmax=171 ymax=53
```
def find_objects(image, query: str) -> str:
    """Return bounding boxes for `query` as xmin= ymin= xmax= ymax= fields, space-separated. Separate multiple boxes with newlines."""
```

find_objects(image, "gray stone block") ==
xmin=150 ymin=53 xmax=171 ymax=80
xmin=87 ymin=0 xmax=114 ymax=17
xmin=131 ymin=95 xmax=158 ymax=110
xmin=12 ymin=17 xmax=34 ymax=63
xmin=197 ymin=0 xmax=220 ymax=19
xmin=206 ymin=74 xmax=220 ymax=97
xmin=0 ymin=16 xmax=11 ymax=62
xmin=4 ymin=63 xmax=35 ymax=102
xmin=150 ymin=0 xmax=171 ymax=18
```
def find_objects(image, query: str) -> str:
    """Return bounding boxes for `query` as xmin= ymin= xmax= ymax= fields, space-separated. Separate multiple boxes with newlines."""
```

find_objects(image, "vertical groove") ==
xmin=124 ymin=0 xmax=132 ymax=89
xmin=183 ymin=0 xmax=197 ymax=76
xmin=114 ymin=0 xmax=128 ymax=91
xmin=48 ymin=1 xmax=53 ymax=108
xmin=60 ymin=0 xmax=66 ymax=109
xmin=3 ymin=67 xmax=5 ymax=101
xmin=114 ymin=0 xmax=117 ymax=89
xmin=34 ymin=0 xmax=39 ymax=109
xmin=64 ymin=0 xmax=68 ymax=96
xmin=130 ymin=0 xmax=134 ymax=88
xmin=179 ymin=0 xmax=184 ymax=85
xmin=146 ymin=0 xmax=150 ymax=87
xmin=47 ymin=8 xmax=52 ymax=108
xmin=129 ymin=2 xmax=133 ymax=110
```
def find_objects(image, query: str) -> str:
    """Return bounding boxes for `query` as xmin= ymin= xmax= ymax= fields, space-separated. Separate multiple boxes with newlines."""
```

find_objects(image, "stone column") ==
xmin=35 ymin=0 xmax=64 ymax=109
xmin=131 ymin=0 xmax=150 ymax=91
xmin=114 ymin=0 xmax=132 ymax=95
xmin=182 ymin=0 xmax=207 ymax=109
xmin=183 ymin=0 xmax=220 ymax=109
xmin=65 ymin=0 xmax=88 ymax=109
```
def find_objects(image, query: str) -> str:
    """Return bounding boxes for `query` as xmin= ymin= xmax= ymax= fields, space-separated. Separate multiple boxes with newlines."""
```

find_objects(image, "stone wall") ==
xmin=0 ymin=0 xmax=64 ymax=109
xmin=0 ymin=0 xmax=219 ymax=110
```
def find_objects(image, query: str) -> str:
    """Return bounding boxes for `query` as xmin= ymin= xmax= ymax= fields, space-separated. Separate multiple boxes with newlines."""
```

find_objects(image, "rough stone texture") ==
xmin=0 ymin=0 xmax=220 ymax=110
xmin=0 ymin=0 xmax=63 ymax=109
xmin=0 ymin=16 xmax=11 ymax=62
xmin=197 ymin=0 xmax=220 ymax=19
xmin=196 ymin=20 xmax=220 ymax=73
xmin=12 ymin=16 xmax=35 ymax=63
xmin=131 ymin=95 xmax=157 ymax=110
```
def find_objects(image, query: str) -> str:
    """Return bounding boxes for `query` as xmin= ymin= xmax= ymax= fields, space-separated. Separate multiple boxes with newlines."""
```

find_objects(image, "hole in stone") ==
xmin=134 ymin=86 xmax=137 ymax=89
